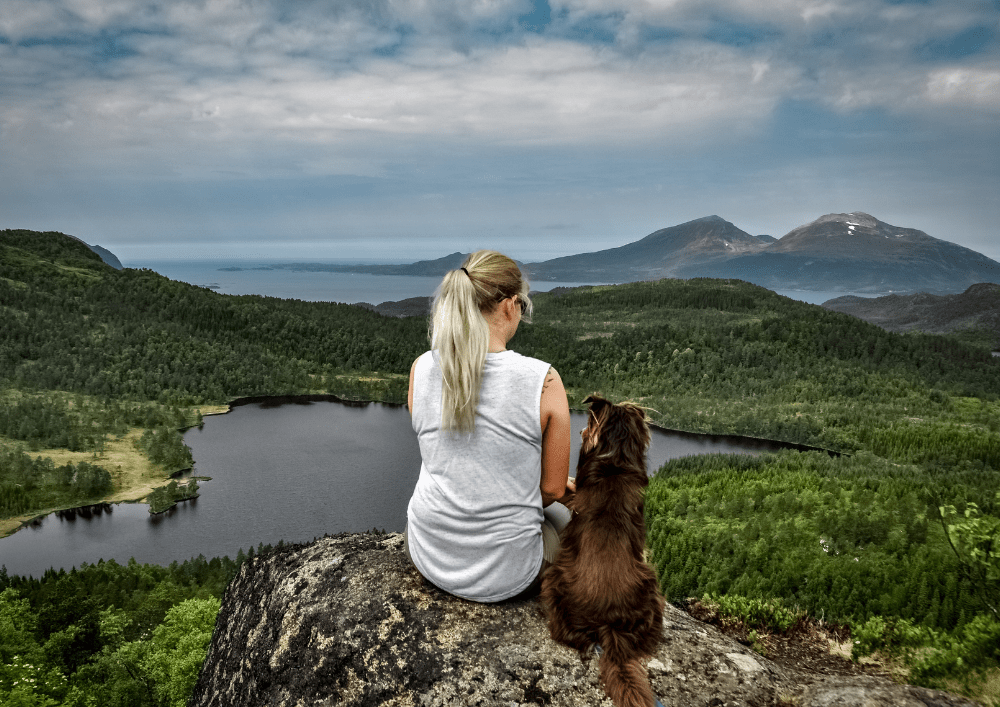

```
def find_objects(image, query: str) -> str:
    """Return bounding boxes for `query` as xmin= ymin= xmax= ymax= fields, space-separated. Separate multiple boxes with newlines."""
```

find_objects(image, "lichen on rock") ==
xmin=189 ymin=532 xmax=980 ymax=707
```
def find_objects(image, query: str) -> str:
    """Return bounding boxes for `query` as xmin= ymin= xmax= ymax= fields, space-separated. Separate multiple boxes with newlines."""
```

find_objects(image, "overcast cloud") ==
xmin=1 ymin=0 xmax=997 ymax=263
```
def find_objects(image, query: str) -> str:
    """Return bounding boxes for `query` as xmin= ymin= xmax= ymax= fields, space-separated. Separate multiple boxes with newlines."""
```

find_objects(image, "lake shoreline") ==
xmin=0 ymin=390 xmax=835 ymax=546
xmin=0 ymin=427 xmax=199 ymax=540
xmin=2 ymin=392 xmax=835 ymax=577
xmin=217 ymin=392 xmax=840 ymax=457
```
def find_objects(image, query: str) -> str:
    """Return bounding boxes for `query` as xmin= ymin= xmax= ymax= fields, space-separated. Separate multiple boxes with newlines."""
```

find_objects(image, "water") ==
xmin=130 ymin=260 xmax=604 ymax=304
xmin=132 ymin=260 xmax=885 ymax=307
xmin=0 ymin=399 xmax=798 ymax=578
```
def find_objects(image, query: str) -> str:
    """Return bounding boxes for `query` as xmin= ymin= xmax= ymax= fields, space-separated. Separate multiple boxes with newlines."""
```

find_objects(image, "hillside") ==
xmin=0 ymin=228 xmax=428 ymax=539
xmin=4 ymin=228 xmax=999 ymax=458
xmin=823 ymin=283 xmax=1000 ymax=350
xmin=0 ymin=229 xmax=426 ymax=405
xmin=0 ymin=228 xmax=124 ymax=270
xmin=3 ymin=229 xmax=1000 ymax=704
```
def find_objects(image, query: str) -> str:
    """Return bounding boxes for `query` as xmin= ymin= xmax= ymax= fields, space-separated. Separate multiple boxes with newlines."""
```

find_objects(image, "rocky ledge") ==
xmin=190 ymin=532 xmax=979 ymax=707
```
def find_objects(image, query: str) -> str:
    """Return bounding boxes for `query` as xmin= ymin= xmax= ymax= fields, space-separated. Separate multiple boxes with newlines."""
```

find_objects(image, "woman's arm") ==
xmin=539 ymin=367 xmax=572 ymax=507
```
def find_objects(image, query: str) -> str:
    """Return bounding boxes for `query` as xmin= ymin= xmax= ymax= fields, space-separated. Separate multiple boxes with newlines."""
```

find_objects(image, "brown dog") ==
xmin=541 ymin=395 xmax=665 ymax=707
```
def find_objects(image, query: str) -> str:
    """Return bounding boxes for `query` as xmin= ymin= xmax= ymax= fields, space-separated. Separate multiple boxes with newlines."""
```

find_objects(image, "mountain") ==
xmin=525 ymin=212 xmax=1000 ymax=294
xmin=822 ymin=283 xmax=1000 ymax=350
xmin=706 ymin=212 xmax=1000 ymax=294
xmin=525 ymin=215 xmax=768 ymax=282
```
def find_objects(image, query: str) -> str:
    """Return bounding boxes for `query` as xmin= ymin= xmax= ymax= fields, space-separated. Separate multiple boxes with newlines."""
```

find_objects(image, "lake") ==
xmin=0 ymin=398 xmax=802 ymax=578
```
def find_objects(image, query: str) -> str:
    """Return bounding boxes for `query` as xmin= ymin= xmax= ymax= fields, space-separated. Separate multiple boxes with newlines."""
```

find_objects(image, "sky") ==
xmin=1 ymin=0 xmax=998 ymax=265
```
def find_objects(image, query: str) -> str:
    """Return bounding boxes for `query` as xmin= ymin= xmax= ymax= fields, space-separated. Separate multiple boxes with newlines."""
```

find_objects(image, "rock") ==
xmin=190 ymin=532 xmax=980 ymax=707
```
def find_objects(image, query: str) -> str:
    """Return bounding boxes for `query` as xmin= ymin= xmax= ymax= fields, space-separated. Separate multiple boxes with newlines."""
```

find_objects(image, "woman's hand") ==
xmin=557 ymin=477 xmax=577 ymax=510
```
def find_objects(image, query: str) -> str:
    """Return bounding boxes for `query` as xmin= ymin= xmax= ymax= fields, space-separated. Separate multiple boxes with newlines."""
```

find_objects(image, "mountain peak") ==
xmin=811 ymin=212 xmax=879 ymax=229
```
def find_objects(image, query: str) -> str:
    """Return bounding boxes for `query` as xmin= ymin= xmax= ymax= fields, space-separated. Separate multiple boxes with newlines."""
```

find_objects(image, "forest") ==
xmin=2 ymin=229 xmax=999 ymax=705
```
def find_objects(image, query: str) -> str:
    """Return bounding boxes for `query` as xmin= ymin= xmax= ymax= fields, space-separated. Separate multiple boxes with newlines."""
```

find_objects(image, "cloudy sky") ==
xmin=1 ymin=0 xmax=998 ymax=264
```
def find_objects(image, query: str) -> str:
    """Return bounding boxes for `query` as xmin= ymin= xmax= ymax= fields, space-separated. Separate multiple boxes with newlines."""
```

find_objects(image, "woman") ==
xmin=405 ymin=250 xmax=575 ymax=602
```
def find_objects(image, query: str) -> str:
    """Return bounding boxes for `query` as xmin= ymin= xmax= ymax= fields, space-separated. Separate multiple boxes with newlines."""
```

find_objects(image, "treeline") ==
xmin=0 ymin=544 xmax=278 ymax=707
xmin=0 ymin=390 xmax=196 ymax=453
xmin=0 ymin=390 xmax=200 ymax=523
xmin=525 ymin=278 xmax=1000 ymax=405
xmin=0 ymin=448 xmax=113 ymax=518
xmin=136 ymin=427 xmax=194 ymax=472
xmin=5 ymin=231 xmax=1000 ymax=466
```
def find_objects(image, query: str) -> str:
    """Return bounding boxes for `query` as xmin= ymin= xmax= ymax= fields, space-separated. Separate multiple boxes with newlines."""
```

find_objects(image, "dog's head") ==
xmin=579 ymin=394 xmax=650 ymax=474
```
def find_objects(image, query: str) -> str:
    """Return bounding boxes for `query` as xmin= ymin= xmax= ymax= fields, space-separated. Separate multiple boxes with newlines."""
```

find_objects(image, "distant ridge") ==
xmin=63 ymin=232 xmax=123 ymax=269
xmin=214 ymin=211 xmax=999 ymax=297
xmin=262 ymin=252 xmax=471 ymax=277
xmin=87 ymin=243 xmax=124 ymax=270
xmin=525 ymin=211 xmax=1000 ymax=295
xmin=822 ymin=283 xmax=1000 ymax=349
xmin=355 ymin=296 xmax=432 ymax=317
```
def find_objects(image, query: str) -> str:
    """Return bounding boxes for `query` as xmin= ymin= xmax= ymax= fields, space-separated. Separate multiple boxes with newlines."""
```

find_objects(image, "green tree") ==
xmin=939 ymin=491 xmax=1000 ymax=621
xmin=0 ymin=589 xmax=67 ymax=706
xmin=140 ymin=597 xmax=219 ymax=707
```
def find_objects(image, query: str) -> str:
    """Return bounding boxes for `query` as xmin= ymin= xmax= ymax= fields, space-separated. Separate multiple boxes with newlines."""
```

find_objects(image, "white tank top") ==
xmin=407 ymin=349 xmax=551 ymax=602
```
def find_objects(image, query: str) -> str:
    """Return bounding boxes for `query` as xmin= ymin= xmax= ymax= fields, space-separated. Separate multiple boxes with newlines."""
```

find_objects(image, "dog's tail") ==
xmin=597 ymin=628 xmax=656 ymax=707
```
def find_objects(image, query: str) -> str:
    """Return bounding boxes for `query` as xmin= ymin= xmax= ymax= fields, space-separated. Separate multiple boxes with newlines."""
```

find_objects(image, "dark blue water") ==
xmin=0 ymin=399 xmax=795 ymax=578
xmin=130 ymin=261 xmax=603 ymax=304
xmin=128 ymin=261 xmax=882 ymax=307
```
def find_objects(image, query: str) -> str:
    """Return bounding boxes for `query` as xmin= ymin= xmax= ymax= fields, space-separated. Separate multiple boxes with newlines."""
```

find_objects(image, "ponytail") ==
xmin=429 ymin=250 xmax=532 ymax=433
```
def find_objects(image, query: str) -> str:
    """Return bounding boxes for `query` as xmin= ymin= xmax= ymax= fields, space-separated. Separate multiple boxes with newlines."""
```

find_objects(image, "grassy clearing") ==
xmin=196 ymin=404 xmax=230 ymax=417
xmin=0 ymin=428 xmax=182 ymax=538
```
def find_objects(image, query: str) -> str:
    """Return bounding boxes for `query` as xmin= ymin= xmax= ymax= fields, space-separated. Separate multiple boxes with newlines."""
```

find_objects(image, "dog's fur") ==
xmin=541 ymin=395 xmax=665 ymax=707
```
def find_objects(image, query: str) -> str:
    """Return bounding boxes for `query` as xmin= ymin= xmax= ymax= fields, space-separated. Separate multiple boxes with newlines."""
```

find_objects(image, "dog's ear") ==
xmin=581 ymin=395 xmax=611 ymax=453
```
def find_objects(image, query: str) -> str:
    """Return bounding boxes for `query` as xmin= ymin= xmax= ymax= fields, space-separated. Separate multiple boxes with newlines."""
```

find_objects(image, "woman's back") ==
xmin=407 ymin=349 xmax=552 ymax=602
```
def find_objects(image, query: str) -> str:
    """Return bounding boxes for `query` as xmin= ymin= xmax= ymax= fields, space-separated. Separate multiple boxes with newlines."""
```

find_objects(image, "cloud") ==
xmin=0 ymin=0 xmax=997 ymax=261
xmin=926 ymin=66 xmax=1000 ymax=107
xmin=2 ymin=17 xmax=802 ymax=184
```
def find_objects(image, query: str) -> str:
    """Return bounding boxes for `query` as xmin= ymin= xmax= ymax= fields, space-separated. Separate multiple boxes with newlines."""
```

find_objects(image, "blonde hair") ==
xmin=430 ymin=250 xmax=533 ymax=433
